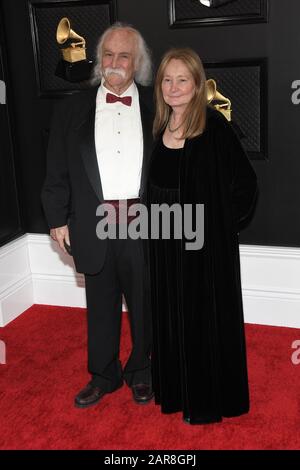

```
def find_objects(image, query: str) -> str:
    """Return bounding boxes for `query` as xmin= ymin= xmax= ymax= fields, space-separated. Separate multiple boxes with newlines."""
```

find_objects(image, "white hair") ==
xmin=90 ymin=22 xmax=152 ymax=86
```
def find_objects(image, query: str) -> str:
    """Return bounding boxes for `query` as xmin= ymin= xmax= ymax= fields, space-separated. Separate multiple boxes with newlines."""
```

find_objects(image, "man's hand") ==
xmin=50 ymin=225 xmax=70 ymax=254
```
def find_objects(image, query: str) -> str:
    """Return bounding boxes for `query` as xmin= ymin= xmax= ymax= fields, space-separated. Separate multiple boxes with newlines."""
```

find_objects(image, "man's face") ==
xmin=101 ymin=29 xmax=137 ymax=94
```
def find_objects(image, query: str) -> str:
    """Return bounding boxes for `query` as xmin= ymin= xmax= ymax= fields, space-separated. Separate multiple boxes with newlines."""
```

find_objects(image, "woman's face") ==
xmin=161 ymin=59 xmax=196 ymax=111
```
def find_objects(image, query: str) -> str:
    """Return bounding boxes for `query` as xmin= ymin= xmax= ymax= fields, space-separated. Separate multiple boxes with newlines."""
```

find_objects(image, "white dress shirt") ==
xmin=94 ymin=81 xmax=143 ymax=200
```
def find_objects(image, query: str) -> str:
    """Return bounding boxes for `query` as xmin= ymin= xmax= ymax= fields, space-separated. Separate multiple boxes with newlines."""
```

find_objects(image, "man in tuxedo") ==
xmin=41 ymin=23 xmax=154 ymax=408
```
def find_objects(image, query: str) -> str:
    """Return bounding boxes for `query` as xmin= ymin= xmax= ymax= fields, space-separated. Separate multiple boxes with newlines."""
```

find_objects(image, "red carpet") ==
xmin=0 ymin=305 xmax=300 ymax=450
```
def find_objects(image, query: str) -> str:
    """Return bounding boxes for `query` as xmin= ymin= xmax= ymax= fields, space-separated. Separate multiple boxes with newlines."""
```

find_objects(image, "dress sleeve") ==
xmin=212 ymin=111 xmax=258 ymax=231
xmin=227 ymin=122 xmax=258 ymax=231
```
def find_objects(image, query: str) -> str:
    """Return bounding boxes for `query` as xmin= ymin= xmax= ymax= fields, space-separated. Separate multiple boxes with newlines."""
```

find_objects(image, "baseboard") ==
xmin=240 ymin=245 xmax=300 ymax=328
xmin=0 ymin=235 xmax=33 ymax=326
xmin=27 ymin=233 xmax=86 ymax=307
xmin=1 ymin=234 xmax=300 ymax=328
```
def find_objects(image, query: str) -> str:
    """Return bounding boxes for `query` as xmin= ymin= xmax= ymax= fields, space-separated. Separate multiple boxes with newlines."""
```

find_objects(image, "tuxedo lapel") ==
xmin=76 ymin=90 xmax=104 ymax=203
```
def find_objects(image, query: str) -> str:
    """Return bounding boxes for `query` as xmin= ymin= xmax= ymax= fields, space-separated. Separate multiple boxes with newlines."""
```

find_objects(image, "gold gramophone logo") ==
xmin=55 ymin=17 xmax=93 ymax=82
xmin=206 ymin=78 xmax=232 ymax=121
xmin=56 ymin=17 xmax=86 ymax=63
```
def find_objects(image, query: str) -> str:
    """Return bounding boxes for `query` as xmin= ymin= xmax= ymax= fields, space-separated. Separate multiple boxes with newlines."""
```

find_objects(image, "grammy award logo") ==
xmin=206 ymin=79 xmax=232 ymax=121
xmin=206 ymin=79 xmax=245 ymax=139
xmin=55 ymin=17 xmax=93 ymax=83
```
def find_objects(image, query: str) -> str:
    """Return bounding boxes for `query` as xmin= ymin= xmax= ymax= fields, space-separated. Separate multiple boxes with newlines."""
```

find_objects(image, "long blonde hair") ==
xmin=153 ymin=48 xmax=207 ymax=139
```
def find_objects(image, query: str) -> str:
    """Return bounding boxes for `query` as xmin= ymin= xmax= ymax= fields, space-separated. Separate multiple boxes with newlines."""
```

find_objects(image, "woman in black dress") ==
xmin=147 ymin=48 xmax=258 ymax=424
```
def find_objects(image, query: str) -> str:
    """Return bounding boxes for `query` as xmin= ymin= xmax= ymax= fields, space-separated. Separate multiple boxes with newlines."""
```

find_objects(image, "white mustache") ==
xmin=104 ymin=67 xmax=126 ymax=79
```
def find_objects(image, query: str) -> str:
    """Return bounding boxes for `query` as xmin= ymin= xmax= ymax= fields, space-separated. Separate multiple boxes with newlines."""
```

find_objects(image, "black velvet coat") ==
xmin=147 ymin=107 xmax=258 ymax=424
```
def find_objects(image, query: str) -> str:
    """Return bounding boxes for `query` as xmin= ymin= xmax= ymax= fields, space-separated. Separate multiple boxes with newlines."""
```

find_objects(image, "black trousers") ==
xmin=84 ymin=235 xmax=151 ymax=391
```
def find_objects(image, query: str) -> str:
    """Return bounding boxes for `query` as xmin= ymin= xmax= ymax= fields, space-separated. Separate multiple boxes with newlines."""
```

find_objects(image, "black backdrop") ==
xmin=1 ymin=0 xmax=300 ymax=247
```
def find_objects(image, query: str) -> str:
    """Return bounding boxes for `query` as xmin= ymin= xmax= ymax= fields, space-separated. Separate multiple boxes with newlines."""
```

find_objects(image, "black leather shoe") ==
xmin=74 ymin=381 xmax=122 ymax=408
xmin=131 ymin=383 xmax=154 ymax=405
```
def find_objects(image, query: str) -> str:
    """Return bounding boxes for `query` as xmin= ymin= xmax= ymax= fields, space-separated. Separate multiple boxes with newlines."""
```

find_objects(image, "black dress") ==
xmin=146 ymin=109 xmax=256 ymax=425
xmin=148 ymin=137 xmax=188 ymax=417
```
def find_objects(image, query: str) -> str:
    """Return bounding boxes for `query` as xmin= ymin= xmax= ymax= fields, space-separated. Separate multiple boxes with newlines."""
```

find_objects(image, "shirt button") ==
xmin=118 ymin=131 xmax=120 ymax=134
xmin=118 ymin=112 xmax=121 ymax=115
xmin=117 ymin=150 xmax=120 ymax=154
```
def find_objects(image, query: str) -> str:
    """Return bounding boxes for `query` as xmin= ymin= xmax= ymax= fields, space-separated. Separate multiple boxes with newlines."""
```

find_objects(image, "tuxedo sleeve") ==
xmin=41 ymin=99 xmax=71 ymax=229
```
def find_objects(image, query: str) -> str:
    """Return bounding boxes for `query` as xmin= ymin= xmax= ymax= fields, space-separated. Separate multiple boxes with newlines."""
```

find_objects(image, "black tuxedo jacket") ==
xmin=41 ymin=85 xmax=154 ymax=274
